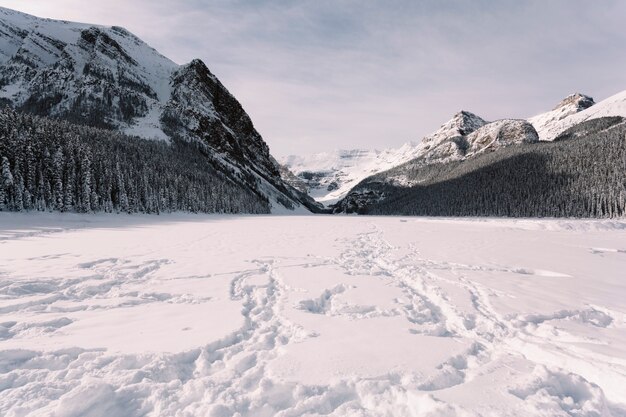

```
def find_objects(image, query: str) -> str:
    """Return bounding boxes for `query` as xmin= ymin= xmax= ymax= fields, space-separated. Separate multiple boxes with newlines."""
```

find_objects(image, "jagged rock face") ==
xmin=163 ymin=59 xmax=278 ymax=177
xmin=277 ymin=164 xmax=309 ymax=194
xmin=415 ymin=116 xmax=538 ymax=166
xmin=0 ymin=7 xmax=313 ymax=212
xmin=419 ymin=111 xmax=487 ymax=153
xmin=466 ymin=119 xmax=539 ymax=154
xmin=0 ymin=9 xmax=174 ymax=133
xmin=416 ymin=111 xmax=487 ymax=161
xmin=553 ymin=93 xmax=595 ymax=112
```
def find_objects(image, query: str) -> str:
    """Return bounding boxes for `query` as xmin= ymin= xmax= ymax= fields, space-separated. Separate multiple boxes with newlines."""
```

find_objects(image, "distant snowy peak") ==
xmin=553 ymin=93 xmax=595 ymax=112
xmin=280 ymin=111 xmax=490 ymax=205
xmin=560 ymin=89 xmax=626 ymax=127
xmin=529 ymin=93 xmax=595 ymax=141
xmin=404 ymin=116 xmax=537 ymax=175
xmin=412 ymin=110 xmax=488 ymax=164
xmin=279 ymin=143 xmax=425 ymax=205
xmin=433 ymin=110 xmax=487 ymax=138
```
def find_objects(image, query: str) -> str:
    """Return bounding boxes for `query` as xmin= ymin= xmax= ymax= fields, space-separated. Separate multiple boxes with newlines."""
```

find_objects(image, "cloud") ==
xmin=2 ymin=0 xmax=625 ymax=156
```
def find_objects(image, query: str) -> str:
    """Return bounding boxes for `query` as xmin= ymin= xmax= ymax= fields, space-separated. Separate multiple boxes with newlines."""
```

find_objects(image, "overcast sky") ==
xmin=2 ymin=0 xmax=625 ymax=156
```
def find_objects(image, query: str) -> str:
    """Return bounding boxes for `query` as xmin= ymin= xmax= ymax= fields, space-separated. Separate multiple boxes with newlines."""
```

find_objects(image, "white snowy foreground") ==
xmin=1 ymin=213 xmax=625 ymax=417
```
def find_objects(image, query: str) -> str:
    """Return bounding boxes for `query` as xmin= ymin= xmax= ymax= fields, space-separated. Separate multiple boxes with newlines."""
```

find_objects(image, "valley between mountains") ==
xmin=0 ymin=6 xmax=625 ymax=218
xmin=0 ymin=5 xmax=625 ymax=417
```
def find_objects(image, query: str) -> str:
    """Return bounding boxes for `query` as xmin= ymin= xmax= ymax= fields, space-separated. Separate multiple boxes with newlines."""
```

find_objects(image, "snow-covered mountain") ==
xmin=331 ymin=116 xmax=541 ymax=213
xmin=528 ymin=93 xmax=595 ymax=141
xmin=0 ymin=7 xmax=318 ymax=213
xmin=286 ymin=90 xmax=626 ymax=209
xmin=279 ymin=145 xmax=425 ymax=205
xmin=529 ymin=90 xmax=626 ymax=141
xmin=331 ymin=88 xmax=626 ymax=214
xmin=280 ymin=111 xmax=488 ymax=205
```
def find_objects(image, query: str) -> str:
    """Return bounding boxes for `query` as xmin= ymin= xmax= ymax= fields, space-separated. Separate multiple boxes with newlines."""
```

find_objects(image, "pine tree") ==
xmin=52 ymin=149 xmax=64 ymax=211
xmin=1 ymin=156 xmax=14 ymax=210
xmin=79 ymin=149 xmax=92 ymax=212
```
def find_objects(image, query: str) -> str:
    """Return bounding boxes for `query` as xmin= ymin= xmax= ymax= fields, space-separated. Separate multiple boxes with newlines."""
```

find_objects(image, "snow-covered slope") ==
xmin=281 ymin=111 xmax=487 ymax=205
xmin=529 ymin=93 xmax=595 ymax=141
xmin=543 ymin=90 xmax=626 ymax=141
xmin=0 ymin=6 xmax=316 ymax=213
xmin=528 ymin=91 xmax=626 ymax=142
xmin=0 ymin=7 xmax=175 ymax=139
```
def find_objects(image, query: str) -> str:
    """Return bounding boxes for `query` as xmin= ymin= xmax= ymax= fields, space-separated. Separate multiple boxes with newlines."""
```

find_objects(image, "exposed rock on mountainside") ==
xmin=556 ymin=93 xmax=595 ymax=110
xmin=332 ymin=117 xmax=541 ymax=213
xmin=280 ymin=111 xmax=487 ymax=205
xmin=360 ymin=117 xmax=626 ymax=218
xmin=465 ymin=119 xmax=539 ymax=155
xmin=277 ymin=164 xmax=309 ymax=194
xmin=409 ymin=110 xmax=488 ymax=166
xmin=0 ymin=6 xmax=315 ymax=213
xmin=532 ymin=90 xmax=626 ymax=142
xmin=529 ymin=93 xmax=595 ymax=141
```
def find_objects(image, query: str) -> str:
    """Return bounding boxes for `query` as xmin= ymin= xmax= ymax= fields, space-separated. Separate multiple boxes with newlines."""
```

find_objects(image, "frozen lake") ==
xmin=1 ymin=213 xmax=625 ymax=417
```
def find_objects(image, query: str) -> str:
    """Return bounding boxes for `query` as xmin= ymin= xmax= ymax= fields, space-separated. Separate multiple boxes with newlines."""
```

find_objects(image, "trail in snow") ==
xmin=0 ymin=214 xmax=625 ymax=417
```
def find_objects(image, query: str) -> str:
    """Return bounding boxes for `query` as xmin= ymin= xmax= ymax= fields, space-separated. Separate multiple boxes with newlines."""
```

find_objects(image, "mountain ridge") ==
xmin=283 ymin=89 xmax=625 ymax=211
xmin=0 ymin=6 xmax=319 ymax=213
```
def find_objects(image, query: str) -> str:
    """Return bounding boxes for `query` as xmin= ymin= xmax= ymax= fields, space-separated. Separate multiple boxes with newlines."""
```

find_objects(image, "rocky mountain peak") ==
xmin=0 ymin=6 xmax=317 ymax=212
xmin=553 ymin=93 xmax=595 ymax=112
xmin=530 ymin=93 xmax=596 ymax=141
xmin=450 ymin=110 xmax=488 ymax=136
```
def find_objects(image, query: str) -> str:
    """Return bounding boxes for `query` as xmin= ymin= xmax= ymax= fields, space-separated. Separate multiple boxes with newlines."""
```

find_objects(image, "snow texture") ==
xmin=1 ymin=213 xmax=625 ymax=416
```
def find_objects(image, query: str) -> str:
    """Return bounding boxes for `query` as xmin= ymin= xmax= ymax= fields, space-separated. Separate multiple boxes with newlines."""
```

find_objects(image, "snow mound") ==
xmin=510 ymin=366 xmax=611 ymax=417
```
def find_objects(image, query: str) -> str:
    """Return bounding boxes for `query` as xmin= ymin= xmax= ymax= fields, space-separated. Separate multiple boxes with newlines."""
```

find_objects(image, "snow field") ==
xmin=0 ymin=213 xmax=625 ymax=416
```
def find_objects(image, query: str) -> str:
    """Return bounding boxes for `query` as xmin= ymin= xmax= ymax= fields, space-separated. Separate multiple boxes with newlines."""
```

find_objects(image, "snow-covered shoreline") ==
xmin=1 ymin=213 xmax=625 ymax=416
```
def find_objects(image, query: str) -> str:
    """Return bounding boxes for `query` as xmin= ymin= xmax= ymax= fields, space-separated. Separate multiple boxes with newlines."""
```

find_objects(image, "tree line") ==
xmin=336 ymin=117 xmax=626 ymax=218
xmin=0 ymin=107 xmax=270 ymax=214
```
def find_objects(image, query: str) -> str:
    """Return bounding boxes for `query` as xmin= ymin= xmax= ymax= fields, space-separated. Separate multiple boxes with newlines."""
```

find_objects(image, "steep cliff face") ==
xmin=163 ymin=59 xmax=279 ymax=178
xmin=0 ymin=6 xmax=316 ymax=212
